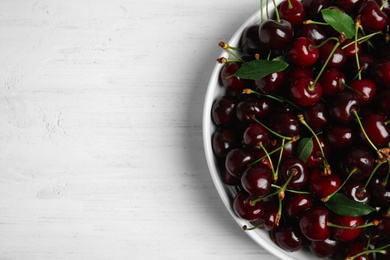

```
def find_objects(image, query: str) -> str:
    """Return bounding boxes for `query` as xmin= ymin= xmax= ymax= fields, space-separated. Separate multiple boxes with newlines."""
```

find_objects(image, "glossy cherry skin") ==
xmin=309 ymin=168 xmax=342 ymax=199
xmin=329 ymin=91 xmax=360 ymax=124
xmin=360 ymin=113 xmax=390 ymax=148
xmin=302 ymin=0 xmax=330 ymax=20
xmin=255 ymin=71 xmax=285 ymax=94
xmin=284 ymin=67 xmax=314 ymax=86
xmin=343 ymin=180 xmax=370 ymax=203
xmin=306 ymin=136 xmax=331 ymax=169
xmin=225 ymin=148 xmax=254 ymax=178
xmin=220 ymin=62 xmax=246 ymax=90
xmin=268 ymin=110 xmax=300 ymax=137
xmin=375 ymin=88 xmax=390 ymax=114
xmin=219 ymin=165 xmax=241 ymax=186
xmin=325 ymin=124 xmax=356 ymax=149
xmin=297 ymin=24 xmax=327 ymax=44
xmin=262 ymin=200 xmax=280 ymax=231
xmin=331 ymin=215 xmax=364 ymax=242
xmin=343 ymin=146 xmax=375 ymax=180
xmin=241 ymin=164 xmax=273 ymax=197
xmin=289 ymin=77 xmax=322 ymax=107
xmin=211 ymin=96 xmax=237 ymax=126
xmin=274 ymin=226 xmax=307 ymax=252
xmin=299 ymin=206 xmax=331 ymax=241
xmin=345 ymin=241 xmax=375 ymax=260
xmin=341 ymin=38 xmax=362 ymax=59
xmin=288 ymin=37 xmax=319 ymax=67
xmin=243 ymin=123 xmax=271 ymax=152
xmin=233 ymin=190 xmax=265 ymax=221
xmin=333 ymin=0 xmax=363 ymax=13
xmin=236 ymin=97 xmax=272 ymax=124
xmin=240 ymin=25 xmax=261 ymax=55
xmin=279 ymin=157 xmax=308 ymax=190
xmin=309 ymin=238 xmax=342 ymax=258
xmin=279 ymin=0 xmax=306 ymax=26
xmin=258 ymin=19 xmax=294 ymax=50
xmin=319 ymin=68 xmax=346 ymax=97
xmin=212 ymin=128 xmax=238 ymax=157
xmin=349 ymin=79 xmax=377 ymax=106
xmin=371 ymin=58 xmax=390 ymax=87
xmin=319 ymin=41 xmax=347 ymax=69
xmin=359 ymin=0 xmax=389 ymax=32
xmin=284 ymin=194 xmax=313 ymax=217
xmin=303 ymin=101 xmax=330 ymax=132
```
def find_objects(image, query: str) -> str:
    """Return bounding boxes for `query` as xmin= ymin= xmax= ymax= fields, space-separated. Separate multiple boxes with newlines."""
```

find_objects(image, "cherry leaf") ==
xmin=296 ymin=137 xmax=314 ymax=163
xmin=321 ymin=9 xmax=355 ymax=39
xmin=325 ymin=193 xmax=376 ymax=217
xmin=232 ymin=59 xmax=288 ymax=80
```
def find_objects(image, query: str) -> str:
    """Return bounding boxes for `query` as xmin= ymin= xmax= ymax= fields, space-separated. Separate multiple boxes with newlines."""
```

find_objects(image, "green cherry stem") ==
xmin=303 ymin=20 xmax=329 ymax=26
xmin=274 ymin=138 xmax=285 ymax=177
xmin=327 ymin=219 xmax=379 ymax=230
xmin=272 ymin=0 xmax=281 ymax=22
xmin=322 ymin=168 xmax=358 ymax=202
xmin=354 ymin=16 xmax=362 ymax=80
xmin=347 ymin=244 xmax=390 ymax=260
xmin=258 ymin=142 xmax=277 ymax=180
xmin=352 ymin=110 xmax=380 ymax=155
xmin=243 ymin=88 xmax=302 ymax=111
xmin=251 ymin=115 xmax=300 ymax=141
xmin=219 ymin=42 xmax=244 ymax=62
xmin=363 ymin=161 xmax=385 ymax=191
xmin=271 ymin=184 xmax=311 ymax=195
xmin=249 ymin=139 xmax=297 ymax=167
xmin=298 ymin=114 xmax=331 ymax=174
xmin=380 ymin=0 xmax=389 ymax=11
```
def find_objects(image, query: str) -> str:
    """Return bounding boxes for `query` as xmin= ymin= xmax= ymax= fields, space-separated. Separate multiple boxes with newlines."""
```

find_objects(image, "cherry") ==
xmin=262 ymin=200 xmax=280 ymax=231
xmin=349 ymin=79 xmax=377 ymax=106
xmin=236 ymin=97 xmax=272 ymax=124
xmin=258 ymin=19 xmax=294 ymax=50
xmin=211 ymin=96 xmax=237 ymax=126
xmin=220 ymin=62 xmax=246 ymax=90
xmin=375 ymin=88 xmax=390 ymax=115
xmin=255 ymin=71 xmax=285 ymax=94
xmin=369 ymin=176 xmax=390 ymax=207
xmin=219 ymin=165 xmax=241 ymax=186
xmin=270 ymin=138 xmax=298 ymax=159
xmin=309 ymin=238 xmax=342 ymax=258
xmin=303 ymin=100 xmax=330 ymax=132
xmin=233 ymin=190 xmax=265 ymax=221
xmin=319 ymin=68 xmax=346 ymax=96
xmin=329 ymin=91 xmax=360 ymax=123
xmin=376 ymin=0 xmax=390 ymax=17
xmin=333 ymin=0 xmax=363 ymax=13
xmin=268 ymin=110 xmax=300 ymax=137
xmin=241 ymin=164 xmax=273 ymax=197
xmin=212 ymin=128 xmax=238 ymax=157
xmin=331 ymin=215 xmax=364 ymax=242
xmin=359 ymin=0 xmax=389 ymax=32
xmin=284 ymin=67 xmax=314 ymax=86
xmin=302 ymin=0 xmax=330 ymax=20
xmin=343 ymin=180 xmax=370 ymax=203
xmin=325 ymin=124 xmax=356 ymax=149
xmin=288 ymin=37 xmax=319 ymax=67
xmin=273 ymin=226 xmax=307 ymax=252
xmin=347 ymin=53 xmax=374 ymax=80
xmin=240 ymin=25 xmax=262 ymax=56
xmin=243 ymin=123 xmax=271 ymax=152
xmin=279 ymin=0 xmax=306 ymax=27
xmin=309 ymin=168 xmax=342 ymax=199
xmin=343 ymin=145 xmax=375 ymax=180
xmin=279 ymin=157 xmax=308 ymax=190
xmin=306 ymin=135 xmax=331 ymax=169
xmin=297 ymin=24 xmax=327 ymax=44
xmin=225 ymin=148 xmax=254 ymax=178
xmin=284 ymin=193 xmax=313 ymax=217
xmin=345 ymin=241 xmax=375 ymax=260
xmin=371 ymin=58 xmax=390 ymax=87
xmin=319 ymin=41 xmax=347 ymax=69
xmin=341 ymin=38 xmax=362 ymax=59
xmin=360 ymin=113 xmax=390 ymax=148
xmin=289 ymin=77 xmax=322 ymax=107
xmin=299 ymin=206 xmax=331 ymax=241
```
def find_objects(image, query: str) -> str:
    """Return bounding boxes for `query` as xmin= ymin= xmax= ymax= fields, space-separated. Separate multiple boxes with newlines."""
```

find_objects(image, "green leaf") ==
xmin=325 ymin=193 xmax=376 ymax=217
xmin=296 ymin=137 xmax=314 ymax=163
xmin=232 ymin=59 xmax=288 ymax=80
xmin=321 ymin=9 xmax=355 ymax=39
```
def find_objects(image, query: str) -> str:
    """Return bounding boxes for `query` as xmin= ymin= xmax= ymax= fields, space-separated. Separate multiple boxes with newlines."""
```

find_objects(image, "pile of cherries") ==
xmin=211 ymin=0 xmax=390 ymax=259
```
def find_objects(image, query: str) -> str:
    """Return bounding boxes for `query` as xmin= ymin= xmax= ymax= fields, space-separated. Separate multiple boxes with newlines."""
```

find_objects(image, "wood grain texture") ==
xmin=0 ymin=1 xmax=279 ymax=259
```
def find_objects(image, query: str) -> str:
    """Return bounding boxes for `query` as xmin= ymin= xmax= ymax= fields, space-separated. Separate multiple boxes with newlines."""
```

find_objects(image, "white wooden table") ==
xmin=0 ymin=1 xmax=279 ymax=259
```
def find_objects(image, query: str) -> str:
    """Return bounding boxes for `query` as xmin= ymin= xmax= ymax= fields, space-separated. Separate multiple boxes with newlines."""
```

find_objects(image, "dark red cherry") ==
xmin=325 ymin=124 xmax=356 ymax=149
xmin=303 ymin=101 xmax=330 ymax=132
xmin=319 ymin=68 xmax=346 ymax=97
xmin=220 ymin=62 xmax=246 ymax=90
xmin=319 ymin=41 xmax=346 ymax=69
xmin=274 ymin=226 xmax=307 ymax=252
xmin=243 ymin=123 xmax=271 ymax=152
xmin=376 ymin=0 xmax=390 ymax=17
xmin=309 ymin=168 xmax=341 ymax=199
xmin=288 ymin=37 xmax=319 ymax=67
xmin=219 ymin=165 xmax=241 ymax=186
xmin=371 ymin=58 xmax=390 ymax=87
xmin=343 ymin=180 xmax=370 ymax=203
xmin=258 ymin=19 xmax=294 ymax=50
xmin=279 ymin=157 xmax=308 ymax=190
xmin=305 ymin=135 xmax=331 ymax=169
xmin=333 ymin=0 xmax=363 ymax=13
xmin=284 ymin=67 xmax=314 ymax=86
xmin=329 ymin=91 xmax=360 ymax=123
xmin=268 ymin=111 xmax=300 ymax=137
xmin=331 ymin=215 xmax=364 ymax=242
xmin=343 ymin=145 xmax=375 ymax=180
xmin=359 ymin=0 xmax=389 ymax=32
xmin=289 ymin=77 xmax=322 ymax=107
xmin=360 ymin=113 xmax=390 ymax=148
xmin=375 ymin=88 xmax=390 ymax=114
xmin=240 ymin=25 xmax=262 ymax=55
xmin=297 ymin=24 xmax=327 ymax=44
xmin=236 ymin=97 xmax=272 ymax=124
xmin=212 ymin=128 xmax=238 ymax=157
xmin=349 ymin=79 xmax=377 ymax=106
xmin=279 ymin=0 xmax=306 ymax=26
xmin=302 ymin=0 xmax=330 ymax=20
xmin=262 ymin=200 xmax=280 ymax=231
xmin=368 ymin=176 xmax=390 ymax=207
xmin=284 ymin=194 xmax=314 ymax=217
xmin=345 ymin=241 xmax=375 ymax=260
xmin=347 ymin=53 xmax=374 ymax=80
xmin=341 ymin=38 xmax=362 ymax=59
xmin=299 ymin=206 xmax=331 ymax=241
xmin=255 ymin=71 xmax=285 ymax=94
xmin=241 ymin=164 xmax=273 ymax=197
xmin=211 ymin=96 xmax=237 ymax=126
xmin=309 ymin=238 xmax=343 ymax=258
xmin=233 ymin=190 xmax=265 ymax=221
xmin=225 ymin=148 xmax=254 ymax=178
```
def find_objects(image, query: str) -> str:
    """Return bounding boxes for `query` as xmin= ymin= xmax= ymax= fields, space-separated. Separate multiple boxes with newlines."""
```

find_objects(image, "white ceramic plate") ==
xmin=202 ymin=1 xmax=313 ymax=259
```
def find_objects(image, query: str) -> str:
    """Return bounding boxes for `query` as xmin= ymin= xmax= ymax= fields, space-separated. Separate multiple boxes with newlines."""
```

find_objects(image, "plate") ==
xmin=202 ymin=1 xmax=312 ymax=259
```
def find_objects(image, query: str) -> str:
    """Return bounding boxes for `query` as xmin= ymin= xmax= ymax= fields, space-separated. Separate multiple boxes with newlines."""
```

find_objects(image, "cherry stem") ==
xmin=251 ymin=115 xmax=299 ymax=141
xmin=354 ymin=16 xmax=362 ymax=80
xmin=219 ymin=42 xmax=244 ymax=62
xmin=352 ymin=110 xmax=379 ymax=154
xmin=385 ymin=119 xmax=390 ymax=125
xmin=272 ymin=0 xmax=281 ymax=22
xmin=287 ymin=0 xmax=292 ymax=9
xmin=271 ymin=184 xmax=311 ymax=195
xmin=303 ymin=20 xmax=328 ymax=26
xmin=298 ymin=114 xmax=331 ymax=175
xmin=380 ymin=0 xmax=389 ymax=11
xmin=322 ymin=167 xmax=357 ymax=202
xmin=249 ymin=139 xmax=297 ymax=167
xmin=278 ymin=169 xmax=297 ymax=200
xmin=327 ymin=219 xmax=379 ymax=230
xmin=258 ymin=142 xmax=277 ymax=181
xmin=339 ymin=82 xmax=368 ymax=100
xmin=274 ymin=138 xmax=285 ymax=178
xmin=243 ymin=89 xmax=302 ymax=111
xmin=260 ymin=0 xmax=264 ymax=22
xmin=243 ymin=222 xmax=264 ymax=231
xmin=363 ymin=161 xmax=385 ymax=190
